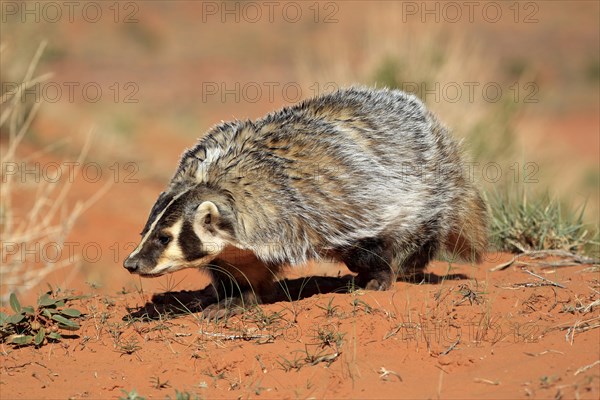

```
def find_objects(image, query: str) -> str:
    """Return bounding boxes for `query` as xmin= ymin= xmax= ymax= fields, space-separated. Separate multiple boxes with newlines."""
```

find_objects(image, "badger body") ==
xmin=124 ymin=87 xmax=488 ymax=313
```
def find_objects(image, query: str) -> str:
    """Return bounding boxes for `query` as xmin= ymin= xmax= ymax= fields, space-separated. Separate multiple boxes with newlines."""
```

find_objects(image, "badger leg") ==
xmin=202 ymin=288 xmax=260 ymax=320
xmin=202 ymin=257 xmax=278 ymax=319
xmin=338 ymin=238 xmax=394 ymax=291
xmin=203 ymin=273 xmax=262 ymax=319
xmin=396 ymin=239 xmax=438 ymax=281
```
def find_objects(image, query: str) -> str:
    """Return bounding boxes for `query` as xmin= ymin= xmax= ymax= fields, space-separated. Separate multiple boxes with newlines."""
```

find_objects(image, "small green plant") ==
xmin=455 ymin=283 xmax=485 ymax=306
xmin=297 ymin=344 xmax=341 ymax=367
xmin=316 ymin=297 xmax=340 ymax=318
xmin=276 ymin=338 xmax=342 ymax=372
xmin=116 ymin=337 xmax=142 ymax=356
xmin=539 ymin=375 xmax=559 ymax=388
xmin=119 ymin=389 xmax=145 ymax=400
xmin=0 ymin=291 xmax=83 ymax=346
xmin=316 ymin=325 xmax=345 ymax=349
xmin=168 ymin=390 xmax=199 ymax=400
xmin=275 ymin=353 xmax=305 ymax=372
xmin=243 ymin=307 xmax=287 ymax=330
xmin=351 ymin=298 xmax=373 ymax=315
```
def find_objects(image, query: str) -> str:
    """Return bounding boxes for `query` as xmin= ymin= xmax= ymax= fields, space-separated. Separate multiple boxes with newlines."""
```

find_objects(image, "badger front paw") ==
xmin=201 ymin=291 xmax=261 ymax=320
xmin=201 ymin=297 xmax=243 ymax=320
xmin=356 ymin=271 xmax=393 ymax=291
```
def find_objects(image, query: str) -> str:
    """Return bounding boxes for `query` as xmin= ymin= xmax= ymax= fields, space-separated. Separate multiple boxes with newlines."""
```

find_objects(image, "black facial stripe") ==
xmin=141 ymin=191 xmax=172 ymax=236
xmin=141 ymin=189 xmax=189 ymax=237
xmin=179 ymin=220 xmax=208 ymax=262
xmin=217 ymin=217 xmax=235 ymax=236
xmin=134 ymin=191 xmax=189 ymax=267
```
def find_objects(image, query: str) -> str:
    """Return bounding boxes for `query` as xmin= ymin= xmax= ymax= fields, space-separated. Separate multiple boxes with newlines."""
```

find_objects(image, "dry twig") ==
xmin=574 ymin=360 xmax=600 ymax=376
xmin=522 ymin=269 xmax=566 ymax=289
xmin=491 ymin=250 xmax=599 ymax=272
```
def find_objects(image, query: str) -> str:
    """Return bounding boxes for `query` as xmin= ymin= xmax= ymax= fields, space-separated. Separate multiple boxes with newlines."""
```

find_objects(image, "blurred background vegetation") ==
xmin=1 ymin=1 xmax=598 ymax=297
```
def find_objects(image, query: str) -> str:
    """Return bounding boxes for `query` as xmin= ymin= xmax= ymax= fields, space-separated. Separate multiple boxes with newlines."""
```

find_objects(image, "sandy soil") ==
xmin=1 ymin=254 xmax=598 ymax=399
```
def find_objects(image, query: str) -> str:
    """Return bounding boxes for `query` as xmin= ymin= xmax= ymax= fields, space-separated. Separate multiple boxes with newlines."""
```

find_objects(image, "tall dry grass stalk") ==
xmin=0 ymin=42 xmax=109 ymax=302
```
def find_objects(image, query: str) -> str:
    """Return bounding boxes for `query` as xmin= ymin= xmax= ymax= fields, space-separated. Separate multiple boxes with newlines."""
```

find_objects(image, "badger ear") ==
xmin=194 ymin=201 xmax=220 ymax=229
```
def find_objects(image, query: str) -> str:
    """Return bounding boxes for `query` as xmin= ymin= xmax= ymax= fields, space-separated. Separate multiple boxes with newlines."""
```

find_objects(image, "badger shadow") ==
xmin=124 ymin=271 xmax=469 ymax=321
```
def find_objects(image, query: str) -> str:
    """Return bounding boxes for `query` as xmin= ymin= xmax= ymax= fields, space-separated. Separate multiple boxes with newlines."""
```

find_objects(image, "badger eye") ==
xmin=158 ymin=234 xmax=171 ymax=245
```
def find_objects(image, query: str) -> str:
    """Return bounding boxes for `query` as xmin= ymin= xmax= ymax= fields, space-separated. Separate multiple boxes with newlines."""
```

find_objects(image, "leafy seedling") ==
xmin=119 ymin=389 xmax=146 ymax=400
xmin=0 ymin=291 xmax=84 ymax=347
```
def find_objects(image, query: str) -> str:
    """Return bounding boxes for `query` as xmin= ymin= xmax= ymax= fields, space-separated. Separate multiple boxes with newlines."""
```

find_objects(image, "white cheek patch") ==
xmin=148 ymin=262 xmax=184 ymax=275
xmin=163 ymin=220 xmax=183 ymax=260
xmin=147 ymin=221 xmax=184 ymax=275
xmin=149 ymin=254 xmax=217 ymax=275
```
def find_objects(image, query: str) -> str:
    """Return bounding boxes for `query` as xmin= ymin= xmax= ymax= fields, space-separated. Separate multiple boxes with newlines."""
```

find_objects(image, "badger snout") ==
xmin=123 ymin=255 xmax=168 ymax=276
xmin=124 ymin=255 xmax=155 ymax=274
xmin=123 ymin=256 xmax=140 ymax=273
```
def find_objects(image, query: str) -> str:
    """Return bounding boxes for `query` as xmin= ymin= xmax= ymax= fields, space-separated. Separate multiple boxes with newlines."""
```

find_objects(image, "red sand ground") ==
xmin=1 ymin=254 xmax=599 ymax=399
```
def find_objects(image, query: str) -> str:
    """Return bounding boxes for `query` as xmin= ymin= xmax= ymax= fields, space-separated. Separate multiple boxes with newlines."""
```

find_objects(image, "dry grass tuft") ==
xmin=0 ymin=42 xmax=109 ymax=301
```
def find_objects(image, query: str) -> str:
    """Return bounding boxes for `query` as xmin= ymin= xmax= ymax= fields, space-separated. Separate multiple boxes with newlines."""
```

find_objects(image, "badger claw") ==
xmin=364 ymin=278 xmax=391 ymax=291
xmin=201 ymin=297 xmax=251 ymax=320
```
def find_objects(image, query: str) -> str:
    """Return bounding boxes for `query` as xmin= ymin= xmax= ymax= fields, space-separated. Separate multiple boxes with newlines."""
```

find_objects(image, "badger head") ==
xmin=123 ymin=186 xmax=236 ymax=277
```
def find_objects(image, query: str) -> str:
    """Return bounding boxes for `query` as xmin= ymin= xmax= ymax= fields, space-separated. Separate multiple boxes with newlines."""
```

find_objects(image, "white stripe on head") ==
xmin=128 ymin=188 xmax=191 ymax=258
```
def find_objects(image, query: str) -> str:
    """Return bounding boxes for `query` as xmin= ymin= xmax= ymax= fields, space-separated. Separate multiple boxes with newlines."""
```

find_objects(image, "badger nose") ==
xmin=123 ymin=257 xmax=139 ymax=273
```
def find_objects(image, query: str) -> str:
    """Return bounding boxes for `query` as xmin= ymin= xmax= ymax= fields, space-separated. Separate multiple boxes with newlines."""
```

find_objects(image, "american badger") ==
xmin=124 ymin=87 xmax=488 ymax=315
